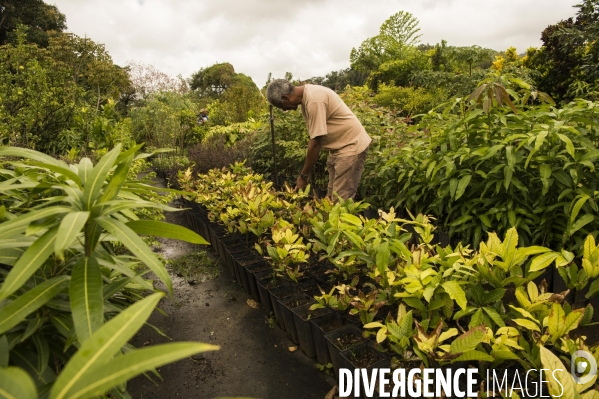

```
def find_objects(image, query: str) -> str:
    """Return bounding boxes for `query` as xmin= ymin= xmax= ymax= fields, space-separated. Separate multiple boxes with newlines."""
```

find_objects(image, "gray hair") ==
xmin=266 ymin=79 xmax=294 ymax=107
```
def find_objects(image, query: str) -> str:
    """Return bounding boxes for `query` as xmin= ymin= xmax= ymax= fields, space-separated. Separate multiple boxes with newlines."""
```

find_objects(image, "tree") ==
xmin=0 ymin=0 xmax=66 ymax=46
xmin=306 ymin=68 xmax=369 ymax=92
xmin=47 ymin=32 xmax=131 ymax=109
xmin=126 ymin=61 xmax=188 ymax=101
xmin=189 ymin=62 xmax=236 ymax=96
xmin=350 ymin=11 xmax=421 ymax=74
xmin=0 ymin=26 xmax=80 ymax=152
xmin=530 ymin=0 xmax=599 ymax=101
xmin=209 ymin=73 xmax=264 ymax=125
xmin=452 ymin=45 xmax=495 ymax=76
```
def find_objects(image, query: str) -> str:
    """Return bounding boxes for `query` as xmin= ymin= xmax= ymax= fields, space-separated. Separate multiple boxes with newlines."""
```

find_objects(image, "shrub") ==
xmin=0 ymin=145 xmax=215 ymax=398
xmin=188 ymin=133 xmax=254 ymax=174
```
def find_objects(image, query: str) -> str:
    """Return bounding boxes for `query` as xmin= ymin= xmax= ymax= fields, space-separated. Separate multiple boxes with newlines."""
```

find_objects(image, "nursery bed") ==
xmin=127 ymin=192 xmax=336 ymax=399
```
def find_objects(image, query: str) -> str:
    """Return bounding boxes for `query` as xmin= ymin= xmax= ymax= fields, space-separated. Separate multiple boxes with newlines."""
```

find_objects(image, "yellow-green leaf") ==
xmin=0 ymin=226 xmax=58 ymax=301
xmin=0 ymin=366 xmax=38 ymax=399
xmin=442 ymin=281 xmax=467 ymax=310
xmin=55 ymin=212 xmax=89 ymax=260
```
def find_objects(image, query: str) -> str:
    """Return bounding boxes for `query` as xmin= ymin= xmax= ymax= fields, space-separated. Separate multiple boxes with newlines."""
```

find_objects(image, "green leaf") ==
xmin=449 ymin=325 xmax=486 ymax=354
xmin=505 ymin=146 xmax=516 ymax=169
xmin=530 ymin=252 xmax=560 ymax=272
xmin=548 ymin=303 xmax=566 ymax=339
xmin=28 ymin=161 xmax=82 ymax=187
xmin=49 ymin=293 xmax=163 ymax=399
xmin=571 ymin=196 xmax=590 ymax=225
xmin=0 ymin=366 xmax=38 ymax=399
xmin=540 ymin=163 xmax=552 ymax=179
xmin=482 ymin=307 xmax=505 ymax=327
xmin=0 ymin=207 xmax=70 ymax=240
xmin=375 ymin=242 xmax=390 ymax=274
xmin=539 ymin=345 xmax=581 ymax=399
xmin=126 ymin=221 xmax=208 ymax=245
xmin=95 ymin=217 xmax=172 ymax=295
xmin=512 ymin=318 xmax=540 ymax=332
xmin=453 ymin=350 xmax=494 ymax=363
xmin=563 ymin=309 xmax=584 ymax=335
xmin=504 ymin=166 xmax=513 ymax=190
xmin=587 ymin=279 xmax=599 ymax=299
xmin=98 ymin=154 xmax=134 ymax=203
xmin=449 ymin=178 xmax=458 ymax=199
xmin=0 ymin=226 xmax=59 ymax=302
xmin=77 ymin=158 xmax=93 ymax=186
xmin=455 ymin=175 xmax=471 ymax=200
xmin=0 ymin=146 xmax=65 ymax=167
xmin=61 ymin=342 xmax=219 ymax=399
xmin=442 ymin=281 xmax=467 ymax=310
xmin=0 ymin=276 xmax=70 ymax=335
xmin=342 ymin=230 xmax=364 ymax=249
xmin=557 ymin=134 xmax=576 ymax=158
xmin=70 ymin=257 xmax=104 ymax=344
xmin=55 ymin=212 xmax=89 ymax=260
xmin=510 ymin=78 xmax=531 ymax=90
xmin=82 ymin=145 xmax=121 ymax=211
xmin=570 ymin=214 xmax=595 ymax=236
xmin=102 ymin=278 xmax=131 ymax=299
xmin=339 ymin=213 xmax=362 ymax=226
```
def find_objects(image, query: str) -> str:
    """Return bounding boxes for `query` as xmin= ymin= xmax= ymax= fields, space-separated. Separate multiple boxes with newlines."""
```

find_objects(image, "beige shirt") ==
xmin=300 ymin=84 xmax=371 ymax=156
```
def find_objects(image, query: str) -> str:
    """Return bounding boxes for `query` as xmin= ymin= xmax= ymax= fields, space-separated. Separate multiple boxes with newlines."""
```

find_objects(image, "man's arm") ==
xmin=296 ymin=137 xmax=322 ymax=190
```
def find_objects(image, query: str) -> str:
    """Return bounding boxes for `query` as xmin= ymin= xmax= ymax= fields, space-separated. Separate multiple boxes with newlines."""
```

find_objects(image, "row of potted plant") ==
xmin=178 ymin=164 xmax=599 ymax=398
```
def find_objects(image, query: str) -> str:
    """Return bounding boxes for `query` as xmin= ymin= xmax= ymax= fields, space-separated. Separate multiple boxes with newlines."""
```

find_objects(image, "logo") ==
xmin=571 ymin=350 xmax=597 ymax=384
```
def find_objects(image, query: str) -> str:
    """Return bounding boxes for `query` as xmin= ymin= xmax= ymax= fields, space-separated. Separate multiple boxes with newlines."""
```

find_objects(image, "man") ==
xmin=266 ymin=79 xmax=371 ymax=200
xmin=197 ymin=108 xmax=208 ymax=124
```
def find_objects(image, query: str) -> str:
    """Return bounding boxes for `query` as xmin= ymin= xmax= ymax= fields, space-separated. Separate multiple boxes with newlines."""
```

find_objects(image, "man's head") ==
xmin=266 ymin=79 xmax=302 ymax=111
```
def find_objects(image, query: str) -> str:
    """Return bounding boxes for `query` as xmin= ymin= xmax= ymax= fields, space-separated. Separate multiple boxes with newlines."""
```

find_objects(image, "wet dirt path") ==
xmin=128 ymin=197 xmax=336 ymax=399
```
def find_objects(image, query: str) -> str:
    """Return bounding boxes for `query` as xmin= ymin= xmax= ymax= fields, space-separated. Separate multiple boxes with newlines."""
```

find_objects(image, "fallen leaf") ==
xmin=288 ymin=346 xmax=297 ymax=352
xmin=246 ymin=299 xmax=259 ymax=309
xmin=324 ymin=385 xmax=337 ymax=399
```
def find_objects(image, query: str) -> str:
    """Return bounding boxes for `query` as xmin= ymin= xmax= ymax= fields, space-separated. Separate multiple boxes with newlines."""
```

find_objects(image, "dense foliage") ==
xmin=182 ymin=165 xmax=599 ymax=398
xmin=4 ymin=0 xmax=599 ymax=396
xmin=0 ymin=146 xmax=215 ymax=398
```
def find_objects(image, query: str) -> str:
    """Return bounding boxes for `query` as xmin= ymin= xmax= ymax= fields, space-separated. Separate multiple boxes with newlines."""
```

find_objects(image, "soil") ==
xmin=127 ymin=194 xmax=335 ymax=399
xmin=347 ymin=346 xmax=382 ymax=368
xmin=286 ymin=297 xmax=312 ymax=308
xmin=320 ymin=317 xmax=345 ymax=333
xmin=333 ymin=332 xmax=364 ymax=350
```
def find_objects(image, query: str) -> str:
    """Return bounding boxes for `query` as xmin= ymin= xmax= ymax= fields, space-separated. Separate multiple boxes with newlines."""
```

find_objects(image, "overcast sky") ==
xmin=50 ymin=0 xmax=579 ymax=87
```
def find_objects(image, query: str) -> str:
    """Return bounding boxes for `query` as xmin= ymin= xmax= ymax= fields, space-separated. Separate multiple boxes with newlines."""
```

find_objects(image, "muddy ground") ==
xmin=128 ymin=197 xmax=336 ymax=399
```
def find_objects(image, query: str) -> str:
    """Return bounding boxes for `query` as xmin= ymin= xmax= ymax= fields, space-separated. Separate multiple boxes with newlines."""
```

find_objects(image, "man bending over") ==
xmin=266 ymin=79 xmax=371 ymax=200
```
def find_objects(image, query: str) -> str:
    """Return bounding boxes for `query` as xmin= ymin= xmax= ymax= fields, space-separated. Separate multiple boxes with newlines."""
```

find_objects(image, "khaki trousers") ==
xmin=326 ymin=148 xmax=368 ymax=200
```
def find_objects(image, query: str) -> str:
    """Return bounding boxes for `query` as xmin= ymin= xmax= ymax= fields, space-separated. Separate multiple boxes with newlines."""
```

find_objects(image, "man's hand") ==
xmin=295 ymin=175 xmax=307 ymax=190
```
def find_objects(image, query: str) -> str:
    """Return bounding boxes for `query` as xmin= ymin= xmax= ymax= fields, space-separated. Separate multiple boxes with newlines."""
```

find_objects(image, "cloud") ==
xmin=50 ymin=0 xmax=580 ymax=85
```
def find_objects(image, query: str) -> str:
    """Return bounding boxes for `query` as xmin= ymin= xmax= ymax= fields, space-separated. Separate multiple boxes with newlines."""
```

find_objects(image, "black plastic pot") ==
xmin=234 ymin=232 xmax=260 ymax=249
xmin=311 ymin=312 xmax=349 ymax=366
xmin=341 ymin=341 xmax=390 ymax=399
xmin=268 ymin=284 xmax=299 ymax=334
xmin=325 ymin=324 xmax=366 ymax=379
xmin=292 ymin=304 xmax=329 ymax=358
xmin=297 ymin=277 xmax=320 ymax=293
xmin=240 ymin=258 xmax=270 ymax=301
xmin=279 ymin=293 xmax=315 ymax=345
xmin=218 ymin=237 xmax=241 ymax=279
xmin=226 ymin=245 xmax=252 ymax=291
xmin=255 ymin=270 xmax=276 ymax=318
